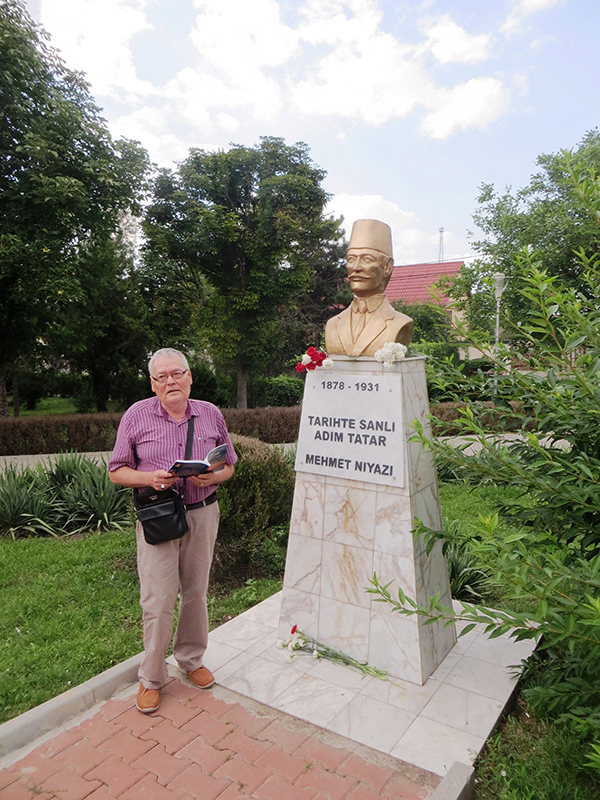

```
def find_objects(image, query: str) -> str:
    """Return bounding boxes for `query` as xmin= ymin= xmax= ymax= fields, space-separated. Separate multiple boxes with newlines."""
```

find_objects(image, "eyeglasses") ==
xmin=151 ymin=369 xmax=189 ymax=384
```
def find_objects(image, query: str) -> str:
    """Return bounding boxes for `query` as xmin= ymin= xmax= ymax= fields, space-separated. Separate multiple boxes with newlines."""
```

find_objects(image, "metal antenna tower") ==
xmin=438 ymin=227 xmax=444 ymax=262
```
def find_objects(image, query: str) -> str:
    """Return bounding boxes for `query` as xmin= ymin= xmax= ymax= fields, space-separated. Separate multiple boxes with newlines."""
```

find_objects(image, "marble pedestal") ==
xmin=278 ymin=357 xmax=456 ymax=685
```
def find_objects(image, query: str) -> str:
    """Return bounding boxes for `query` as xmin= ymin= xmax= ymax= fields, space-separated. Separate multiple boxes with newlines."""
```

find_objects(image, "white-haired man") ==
xmin=108 ymin=348 xmax=237 ymax=713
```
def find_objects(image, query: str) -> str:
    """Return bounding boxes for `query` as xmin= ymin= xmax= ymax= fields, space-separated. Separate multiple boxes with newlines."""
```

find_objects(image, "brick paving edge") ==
xmin=1 ymin=644 xmax=476 ymax=800
xmin=0 ymin=652 xmax=142 ymax=759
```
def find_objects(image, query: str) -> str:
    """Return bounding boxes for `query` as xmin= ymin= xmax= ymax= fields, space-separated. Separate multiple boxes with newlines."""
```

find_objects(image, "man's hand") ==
xmin=152 ymin=470 xmax=178 ymax=491
xmin=189 ymin=464 xmax=234 ymax=490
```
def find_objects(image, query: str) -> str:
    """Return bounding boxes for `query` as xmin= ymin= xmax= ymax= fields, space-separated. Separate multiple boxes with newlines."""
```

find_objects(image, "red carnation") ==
xmin=306 ymin=362 xmax=316 ymax=370
xmin=291 ymin=625 xmax=297 ymax=634
xmin=296 ymin=363 xmax=306 ymax=373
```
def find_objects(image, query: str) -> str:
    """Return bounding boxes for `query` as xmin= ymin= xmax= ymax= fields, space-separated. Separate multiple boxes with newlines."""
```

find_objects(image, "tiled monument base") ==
xmin=279 ymin=358 xmax=457 ymax=686
xmin=180 ymin=591 xmax=536 ymax=778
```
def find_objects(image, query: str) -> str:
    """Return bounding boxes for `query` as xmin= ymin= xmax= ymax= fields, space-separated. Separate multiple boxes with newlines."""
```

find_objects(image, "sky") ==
xmin=24 ymin=0 xmax=600 ymax=265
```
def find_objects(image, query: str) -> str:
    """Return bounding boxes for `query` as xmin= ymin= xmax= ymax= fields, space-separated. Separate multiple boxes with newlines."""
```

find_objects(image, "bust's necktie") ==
xmin=351 ymin=298 xmax=369 ymax=342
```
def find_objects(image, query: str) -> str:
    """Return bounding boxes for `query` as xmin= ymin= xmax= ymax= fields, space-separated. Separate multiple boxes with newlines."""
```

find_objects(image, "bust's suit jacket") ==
xmin=325 ymin=298 xmax=414 ymax=358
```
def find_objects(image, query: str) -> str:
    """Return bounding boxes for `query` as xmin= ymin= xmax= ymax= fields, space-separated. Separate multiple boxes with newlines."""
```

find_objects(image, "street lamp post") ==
xmin=493 ymin=273 xmax=507 ymax=396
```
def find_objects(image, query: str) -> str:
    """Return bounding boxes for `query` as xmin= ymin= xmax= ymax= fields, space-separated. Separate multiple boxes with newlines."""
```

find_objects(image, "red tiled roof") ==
xmin=385 ymin=260 xmax=463 ymax=306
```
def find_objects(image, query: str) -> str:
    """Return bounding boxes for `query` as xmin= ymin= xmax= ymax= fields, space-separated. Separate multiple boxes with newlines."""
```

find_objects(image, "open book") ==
xmin=169 ymin=443 xmax=228 ymax=477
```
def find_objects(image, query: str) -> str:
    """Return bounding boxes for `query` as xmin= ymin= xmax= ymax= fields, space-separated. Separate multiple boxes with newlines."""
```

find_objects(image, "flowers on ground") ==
xmin=374 ymin=342 xmax=407 ymax=368
xmin=277 ymin=626 xmax=389 ymax=680
xmin=296 ymin=346 xmax=332 ymax=372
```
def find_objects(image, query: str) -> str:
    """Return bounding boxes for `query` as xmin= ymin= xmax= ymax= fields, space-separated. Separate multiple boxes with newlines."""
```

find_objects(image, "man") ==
xmin=108 ymin=348 xmax=237 ymax=713
xmin=325 ymin=219 xmax=413 ymax=357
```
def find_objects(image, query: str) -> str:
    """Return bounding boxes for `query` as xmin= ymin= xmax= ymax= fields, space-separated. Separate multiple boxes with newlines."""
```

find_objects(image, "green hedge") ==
xmin=222 ymin=407 xmax=301 ymax=443
xmin=0 ymin=401 xmax=534 ymax=456
xmin=0 ymin=407 xmax=303 ymax=456
xmin=0 ymin=414 xmax=123 ymax=456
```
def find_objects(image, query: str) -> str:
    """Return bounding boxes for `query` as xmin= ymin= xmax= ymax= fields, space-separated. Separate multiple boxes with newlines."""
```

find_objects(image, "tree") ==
xmin=0 ymin=0 xmax=150 ymax=414
xmin=391 ymin=301 xmax=454 ymax=344
xmin=267 ymin=220 xmax=350 ymax=374
xmin=142 ymin=137 xmax=345 ymax=408
xmin=48 ymin=232 xmax=152 ymax=411
xmin=449 ymin=130 xmax=600 ymax=332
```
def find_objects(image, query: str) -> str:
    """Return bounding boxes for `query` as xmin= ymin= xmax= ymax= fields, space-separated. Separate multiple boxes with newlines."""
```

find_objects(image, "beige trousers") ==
xmin=136 ymin=502 xmax=220 ymax=689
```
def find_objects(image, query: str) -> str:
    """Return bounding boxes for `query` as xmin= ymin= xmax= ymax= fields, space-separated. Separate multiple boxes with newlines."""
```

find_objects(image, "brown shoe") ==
xmin=136 ymin=684 xmax=160 ymax=713
xmin=185 ymin=665 xmax=215 ymax=689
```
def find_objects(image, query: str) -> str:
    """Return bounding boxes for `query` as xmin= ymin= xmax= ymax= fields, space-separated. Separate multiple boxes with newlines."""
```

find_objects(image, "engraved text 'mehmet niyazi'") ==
xmin=305 ymin=453 xmax=394 ymax=476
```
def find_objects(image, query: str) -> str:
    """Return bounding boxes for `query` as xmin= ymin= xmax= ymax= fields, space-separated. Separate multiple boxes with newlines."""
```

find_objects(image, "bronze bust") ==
xmin=325 ymin=219 xmax=413 ymax=357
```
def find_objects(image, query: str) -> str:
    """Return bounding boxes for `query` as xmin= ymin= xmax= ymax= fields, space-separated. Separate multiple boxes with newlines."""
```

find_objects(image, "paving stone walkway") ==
xmin=0 ymin=678 xmax=439 ymax=800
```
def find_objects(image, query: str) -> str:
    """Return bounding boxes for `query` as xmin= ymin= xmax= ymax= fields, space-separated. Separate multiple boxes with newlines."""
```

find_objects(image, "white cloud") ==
xmin=502 ymin=0 xmax=568 ymax=33
xmin=39 ymin=0 xmax=156 ymax=100
xmin=422 ymin=15 xmax=491 ymax=65
xmin=34 ymin=0 xmax=512 ymax=162
xmin=191 ymin=0 xmax=299 ymax=73
xmin=420 ymin=77 xmax=510 ymax=139
xmin=109 ymin=107 xmax=190 ymax=165
xmin=185 ymin=0 xmax=298 ymax=119
xmin=291 ymin=5 xmax=506 ymax=135
xmin=215 ymin=113 xmax=240 ymax=133
xmin=291 ymin=2 xmax=432 ymax=125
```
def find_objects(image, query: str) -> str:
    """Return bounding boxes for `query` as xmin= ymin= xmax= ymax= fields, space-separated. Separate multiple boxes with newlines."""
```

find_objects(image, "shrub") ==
xmin=214 ymin=434 xmax=294 ymax=579
xmin=412 ymin=341 xmax=462 ymax=362
xmin=0 ymin=455 xmax=130 ymax=537
xmin=462 ymin=356 xmax=494 ymax=376
xmin=221 ymin=406 xmax=301 ymax=444
xmin=252 ymin=376 xmax=304 ymax=407
xmin=36 ymin=453 xmax=131 ymax=532
xmin=0 ymin=466 xmax=58 ymax=538
xmin=188 ymin=358 xmax=234 ymax=408
xmin=445 ymin=540 xmax=493 ymax=603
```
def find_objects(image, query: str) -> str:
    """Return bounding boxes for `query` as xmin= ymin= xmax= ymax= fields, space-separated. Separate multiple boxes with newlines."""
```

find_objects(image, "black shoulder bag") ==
xmin=133 ymin=417 xmax=195 ymax=545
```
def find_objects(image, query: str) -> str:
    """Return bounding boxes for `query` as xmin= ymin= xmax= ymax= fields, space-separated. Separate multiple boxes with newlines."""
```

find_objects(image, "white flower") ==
xmin=374 ymin=342 xmax=407 ymax=364
xmin=277 ymin=639 xmax=287 ymax=649
xmin=301 ymin=353 xmax=313 ymax=365
xmin=287 ymin=641 xmax=295 ymax=652
xmin=322 ymin=358 xmax=333 ymax=368
xmin=286 ymin=653 xmax=294 ymax=662
xmin=312 ymin=649 xmax=319 ymax=659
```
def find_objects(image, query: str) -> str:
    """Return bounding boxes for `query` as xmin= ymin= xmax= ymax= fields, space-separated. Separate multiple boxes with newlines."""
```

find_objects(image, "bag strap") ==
xmin=185 ymin=415 xmax=195 ymax=461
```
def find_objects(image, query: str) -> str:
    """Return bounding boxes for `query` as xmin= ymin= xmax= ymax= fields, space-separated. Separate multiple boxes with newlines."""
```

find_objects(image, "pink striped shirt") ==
xmin=108 ymin=397 xmax=237 ymax=504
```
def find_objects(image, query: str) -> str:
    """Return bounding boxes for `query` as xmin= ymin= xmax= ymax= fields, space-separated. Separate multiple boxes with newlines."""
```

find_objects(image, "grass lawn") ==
xmin=474 ymin=698 xmax=600 ymax=800
xmin=8 ymin=397 xmax=78 ymax=416
xmin=7 ymin=396 xmax=126 ymax=417
xmin=0 ymin=528 xmax=279 ymax=724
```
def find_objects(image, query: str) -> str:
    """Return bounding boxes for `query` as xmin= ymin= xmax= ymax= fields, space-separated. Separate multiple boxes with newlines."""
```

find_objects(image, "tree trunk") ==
xmin=0 ymin=368 xmax=8 ymax=417
xmin=91 ymin=372 xmax=108 ymax=413
xmin=11 ymin=360 xmax=19 ymax=417
xmin=235 ymin=355 xmax=247 ymax=409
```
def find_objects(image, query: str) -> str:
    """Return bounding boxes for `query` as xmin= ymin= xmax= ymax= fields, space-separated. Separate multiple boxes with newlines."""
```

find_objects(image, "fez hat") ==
xmin=347 ymin=219 xmax=393 ymax=259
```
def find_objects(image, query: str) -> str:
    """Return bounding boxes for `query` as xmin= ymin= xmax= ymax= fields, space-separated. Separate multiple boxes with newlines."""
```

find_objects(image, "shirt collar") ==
xmin=351 ymin=294 xmax=386 ymax=313
xmin=151 ymin=396 xmax=192 ymax=422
